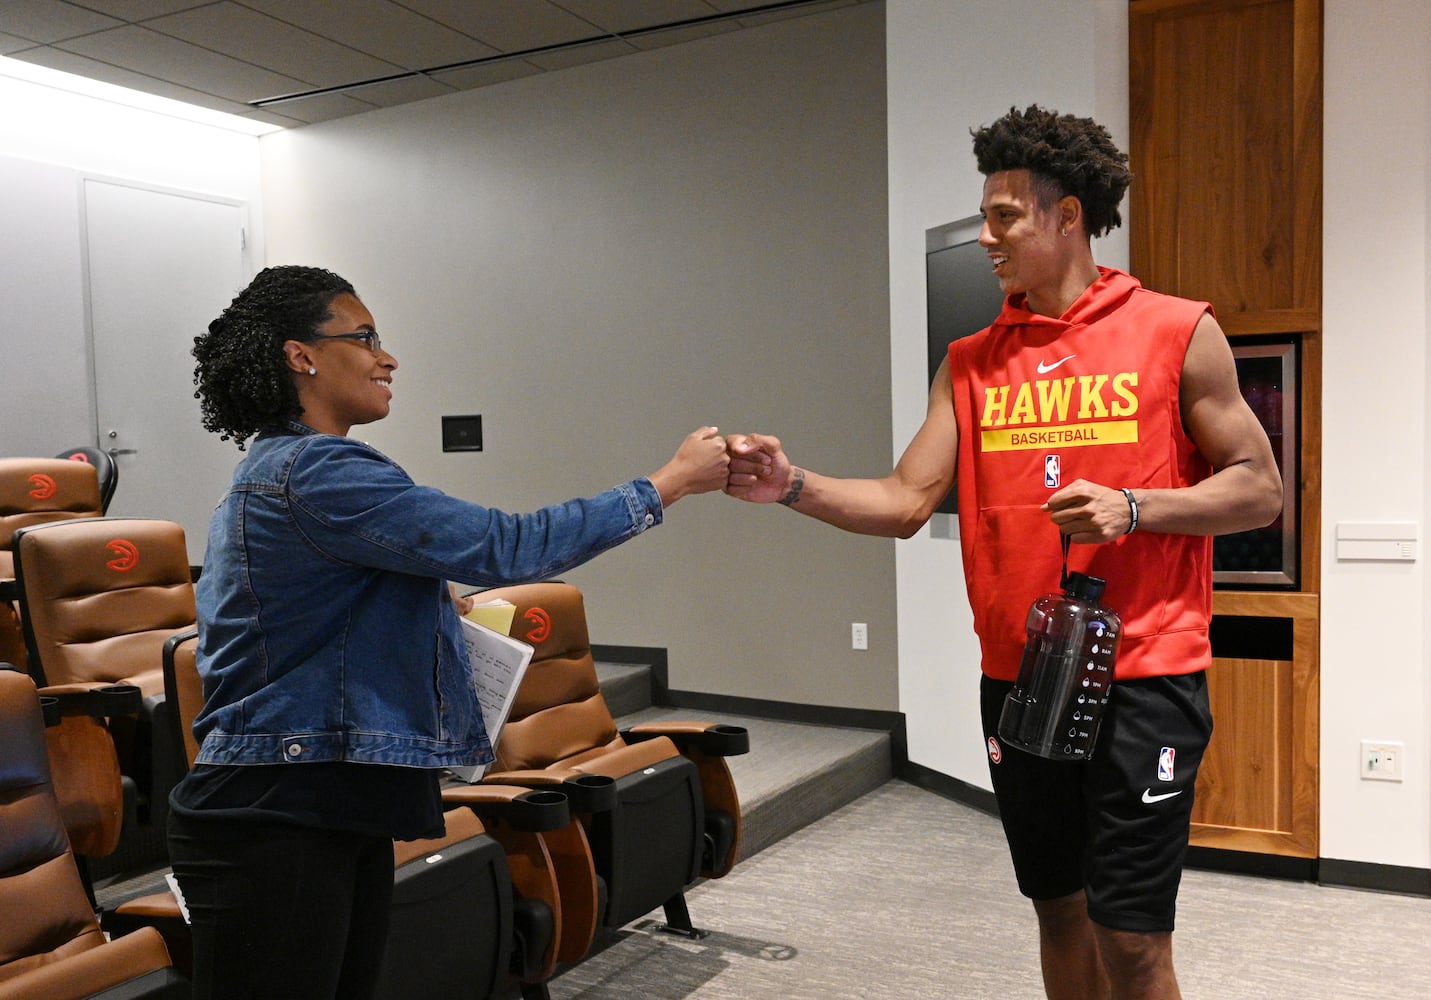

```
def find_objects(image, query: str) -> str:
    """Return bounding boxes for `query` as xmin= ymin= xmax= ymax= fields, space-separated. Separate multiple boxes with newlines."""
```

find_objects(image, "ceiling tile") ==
xmin=57 ymin=1 xmax=214 ymax=20
xmin=6 ymin=44 xmax=260 ymax=115
xmin=426 ymin=58 xmax=544 ymax=92
xmin=1 ymin=32 xmax=39 ymax=54
xmin=238 ymin=0 xmax=501 ymax=71
xmin=553 ymin=0 xmax=719 ymax=35
xmin=0 ymin=0 xmax=121 ymax=43
xmin=627 ymin=21 xmax=741 ymax=51
xmin=734 ymin=0 xmax=859 ymax=28
xmin=337 ymin=73 xmax=456 ymax=109
xmin=53 ymin=24 xmax=310 ymax=103
xmin=524 ymin=37 xmax=637 ymax=72
xmin=145 ymin=3 xmax=405 ymax=90
xmin=399 ymin=0 xmax=598 ymax=53
xmin=256 ymin=90 xmax=382 ymax=125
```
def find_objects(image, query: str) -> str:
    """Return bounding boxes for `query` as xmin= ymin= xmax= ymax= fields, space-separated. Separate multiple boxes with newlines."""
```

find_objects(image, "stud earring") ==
xmin=308 ymin=367 xmax=317 ymax=375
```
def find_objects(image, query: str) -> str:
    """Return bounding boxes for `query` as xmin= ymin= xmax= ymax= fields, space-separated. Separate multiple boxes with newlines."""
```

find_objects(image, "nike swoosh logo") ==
xmin=1142 ymin=788 xmax=1183 ymax=804
xmin=1037 ymin=354 xmax=1077 ymax=374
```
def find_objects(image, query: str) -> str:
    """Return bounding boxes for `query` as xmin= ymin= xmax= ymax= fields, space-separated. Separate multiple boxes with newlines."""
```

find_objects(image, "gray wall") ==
xmin=259 ymin=5 xmax=897 ymax=709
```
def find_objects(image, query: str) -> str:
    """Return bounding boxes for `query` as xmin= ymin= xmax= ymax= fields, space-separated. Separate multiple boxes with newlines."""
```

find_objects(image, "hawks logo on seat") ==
xmin=106 ymin=539 xmax=140 ymax=572
xmin=28 ymin=474 xmax=57 ymax=500
xmin=523 ymin=606 xmax=552 ymax=643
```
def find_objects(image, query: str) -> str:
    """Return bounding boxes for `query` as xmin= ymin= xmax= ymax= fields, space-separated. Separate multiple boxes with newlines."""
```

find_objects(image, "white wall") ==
xmin=0 ymin=68 xmax=263 ymax=456
xmin=1320 ymin=0 xmax=1431 ymax=870
xmin=257 ymin=4 xmax=898 ymax=709
xmin=886 ymin=0 xmax=1129 ymax=787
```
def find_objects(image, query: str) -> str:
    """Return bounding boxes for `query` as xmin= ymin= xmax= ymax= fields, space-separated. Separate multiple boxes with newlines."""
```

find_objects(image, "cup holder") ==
xmin=564 ymin=773 xmax=617 ymax=812
xmin=96 ymin=684 xmax=144 ymax=716
xmin=511 ymin=789 xmax=571 ymax=833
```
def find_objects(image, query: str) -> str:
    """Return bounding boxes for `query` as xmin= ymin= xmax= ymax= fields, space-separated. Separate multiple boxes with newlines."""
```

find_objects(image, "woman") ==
xmin=169 ymin=265 xmax=728 ymax=999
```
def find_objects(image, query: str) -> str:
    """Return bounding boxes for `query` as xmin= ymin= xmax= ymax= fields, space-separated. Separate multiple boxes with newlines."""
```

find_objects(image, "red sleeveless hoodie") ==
xmin=948 ymin=267 xmax=1213 ymax=682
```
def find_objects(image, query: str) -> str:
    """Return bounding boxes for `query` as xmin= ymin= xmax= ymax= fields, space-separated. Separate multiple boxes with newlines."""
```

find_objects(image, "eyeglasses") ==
xmin=310 ymin=330 xmax=383 ymax=354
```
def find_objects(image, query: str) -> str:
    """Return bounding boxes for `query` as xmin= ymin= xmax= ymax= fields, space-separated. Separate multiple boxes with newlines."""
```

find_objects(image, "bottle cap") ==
xmin=1064 ymin=571 xmax=1106 ymax=603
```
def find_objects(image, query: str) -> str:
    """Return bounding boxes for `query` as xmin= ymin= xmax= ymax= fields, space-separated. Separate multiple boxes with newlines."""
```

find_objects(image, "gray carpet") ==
xmin=544 ymin=780 xmax=1431 ymax=999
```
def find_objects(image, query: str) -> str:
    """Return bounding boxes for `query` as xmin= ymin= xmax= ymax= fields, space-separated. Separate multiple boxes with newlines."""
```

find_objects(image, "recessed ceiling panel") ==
xmin=238 ymin=0 xmax=501 ymax=71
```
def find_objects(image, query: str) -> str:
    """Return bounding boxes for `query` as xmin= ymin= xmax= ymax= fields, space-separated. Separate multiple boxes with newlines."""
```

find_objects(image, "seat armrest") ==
xmin=623 ymin=722 xmax=750 ymax=757
xmin=439 ymin=784 xmax=571 ymax=833
xmin=0 ymin=926 xmax=182 ymax=1000
xmin=479 ymin=769 xmax=618 ymax=813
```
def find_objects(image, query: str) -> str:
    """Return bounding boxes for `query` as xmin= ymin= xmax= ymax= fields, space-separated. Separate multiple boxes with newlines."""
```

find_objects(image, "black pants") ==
xmin=167 ymin=812 xmax=395 ymax=1000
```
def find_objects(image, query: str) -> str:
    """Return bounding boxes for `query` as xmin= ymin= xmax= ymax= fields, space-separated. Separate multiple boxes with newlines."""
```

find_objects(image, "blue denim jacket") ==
xmin=193 ymin=422 xmax=662 ymax=769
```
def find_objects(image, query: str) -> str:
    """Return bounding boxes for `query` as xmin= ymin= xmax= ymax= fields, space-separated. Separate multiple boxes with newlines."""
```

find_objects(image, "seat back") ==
xmin=13 ymin=518 xmax=195 ymax=697
xmin=161 ymin=630 xmax=203 ymax=769
xmin=0 ymin=458 xmax=104 ymax=582
xmin=0 ymin=668 xmax=110 ymax=980
xmin=0 ymin=458 xmax=104 ymax=671
xmin=482 ymin=583 xmax=624 ymax=771
xmin=53 ymin=448 xmax=119 ymax=513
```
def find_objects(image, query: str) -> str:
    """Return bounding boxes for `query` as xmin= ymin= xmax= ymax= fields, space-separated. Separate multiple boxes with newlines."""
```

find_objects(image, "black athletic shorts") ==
xmin=980 ymin=671 xmax=1214 ymax=933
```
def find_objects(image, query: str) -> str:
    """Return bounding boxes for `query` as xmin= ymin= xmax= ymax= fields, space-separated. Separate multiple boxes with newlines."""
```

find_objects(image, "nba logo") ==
xmin=1044 ymin=455 xmax=1061 ymax=488
xmin=1158 ymin=746 xmax=1176 ymax=782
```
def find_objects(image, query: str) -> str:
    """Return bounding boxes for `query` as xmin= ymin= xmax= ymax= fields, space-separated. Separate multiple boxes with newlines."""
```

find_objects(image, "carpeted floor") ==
xmin=540 ymin=780 xmax=1431 ymax=999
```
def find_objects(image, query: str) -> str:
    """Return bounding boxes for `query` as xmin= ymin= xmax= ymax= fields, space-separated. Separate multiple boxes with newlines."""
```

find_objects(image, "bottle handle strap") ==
xmin=1059 ymin=533 xmax=1071 ymax=590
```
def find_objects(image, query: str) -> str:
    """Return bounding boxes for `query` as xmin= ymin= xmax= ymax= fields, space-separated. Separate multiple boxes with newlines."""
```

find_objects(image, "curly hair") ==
xmin=192 ymin=265 xmax=356 ymax=448
xmin=971 ymin=105 xmax=1131 ymax=238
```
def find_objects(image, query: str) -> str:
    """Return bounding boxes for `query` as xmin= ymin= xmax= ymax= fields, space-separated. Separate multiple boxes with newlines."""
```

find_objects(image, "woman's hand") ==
xmin=448 ymin=581 xmax=476 ymax=615
xmin=648 ymin=426 xmax=729 ymax=506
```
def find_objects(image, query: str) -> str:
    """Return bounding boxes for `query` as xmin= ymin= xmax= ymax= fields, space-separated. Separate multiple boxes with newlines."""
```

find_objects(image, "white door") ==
xmin=84 ymin=179 xmax=249 ymax=563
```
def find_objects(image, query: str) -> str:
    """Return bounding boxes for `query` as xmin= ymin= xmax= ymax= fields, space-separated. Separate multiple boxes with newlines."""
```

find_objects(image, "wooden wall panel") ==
xmin=1130 ymin=0 xmax=1322 ymax=860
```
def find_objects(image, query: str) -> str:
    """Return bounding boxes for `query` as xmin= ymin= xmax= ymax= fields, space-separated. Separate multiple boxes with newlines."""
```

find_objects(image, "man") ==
xmin=725 ymin=105 xmax=1282 ymax=1000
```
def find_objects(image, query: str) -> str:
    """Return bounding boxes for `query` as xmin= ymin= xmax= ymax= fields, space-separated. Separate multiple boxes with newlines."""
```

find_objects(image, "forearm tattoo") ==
xmin=778 ymin=467 xmax=806 ymax=507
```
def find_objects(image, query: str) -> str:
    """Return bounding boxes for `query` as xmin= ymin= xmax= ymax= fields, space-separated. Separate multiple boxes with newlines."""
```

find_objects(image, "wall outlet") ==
xmin=851 ymin=622 xmax=868 ymax=651
xmin=1361 ymin=740 xmax=1404 ymax=781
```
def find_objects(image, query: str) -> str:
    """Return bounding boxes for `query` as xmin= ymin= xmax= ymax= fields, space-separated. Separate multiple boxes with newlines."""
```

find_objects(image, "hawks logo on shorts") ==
xmin=987 ymin=736 xmax=1003 ymax=765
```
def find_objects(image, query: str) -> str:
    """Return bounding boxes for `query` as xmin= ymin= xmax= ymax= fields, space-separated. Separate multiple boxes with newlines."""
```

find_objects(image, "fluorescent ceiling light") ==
xmin=0 ymin=55 xmax=283 ymax=136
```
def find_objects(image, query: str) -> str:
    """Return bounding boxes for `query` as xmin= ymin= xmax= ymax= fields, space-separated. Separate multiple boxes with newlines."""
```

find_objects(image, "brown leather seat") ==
xmin=477 ymin=582 xmax=748 ymax=936
xmin=0 ymin=457 xmax=105 ymax=672
xmin=0 ymin=667 xmax=186 ymax=1000
xmin=11 ymin=517 xmax=197 ymax=868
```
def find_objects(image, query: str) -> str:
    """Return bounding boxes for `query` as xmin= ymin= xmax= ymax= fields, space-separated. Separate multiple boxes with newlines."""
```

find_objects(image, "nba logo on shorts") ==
xmin=1158 ymin=746 xmax=1176 ymax=782
xmin=1044 ymin=455 xmax=1061 ymax=488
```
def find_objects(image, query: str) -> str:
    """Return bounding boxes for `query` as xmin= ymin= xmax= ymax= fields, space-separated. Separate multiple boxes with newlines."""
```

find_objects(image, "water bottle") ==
xmin=997 ymin=571 xmax=1121 ymax=760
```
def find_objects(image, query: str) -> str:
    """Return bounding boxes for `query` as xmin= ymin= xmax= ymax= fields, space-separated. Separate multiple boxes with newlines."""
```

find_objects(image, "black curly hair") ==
xmin=971 ymin=105 xmax=1131 ymax=239
xmin=192 ymin=265 xmax=357 ymax=448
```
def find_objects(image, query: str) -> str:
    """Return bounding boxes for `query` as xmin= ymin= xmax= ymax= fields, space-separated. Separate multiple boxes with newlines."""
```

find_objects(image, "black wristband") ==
xmin=1120 ymin=487 xmax=1139 ymax=535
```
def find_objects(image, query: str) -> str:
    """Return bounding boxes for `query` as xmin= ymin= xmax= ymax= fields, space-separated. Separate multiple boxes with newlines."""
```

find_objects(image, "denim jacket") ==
xmin=193 ymin=422 xmax=662 ymax=769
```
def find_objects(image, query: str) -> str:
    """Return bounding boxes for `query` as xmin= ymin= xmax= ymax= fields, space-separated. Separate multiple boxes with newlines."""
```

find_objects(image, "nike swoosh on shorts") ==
xmin=1141 ymin=788 xmax=1183 ymax=804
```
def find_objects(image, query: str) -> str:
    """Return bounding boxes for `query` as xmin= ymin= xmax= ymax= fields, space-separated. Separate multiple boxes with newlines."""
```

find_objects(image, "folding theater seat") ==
xmin=52 ymin=446 xmax=120 ymax=514
xmin=12 ymin=517 xmax=197 ymax=862
xmin=118 ymin=629 xmax=574 ymax=999
xmin=476 ymin=582 xmax=749 ymax=936
xmin=0 ymin=667 xmax=187 ymax=1000
xmin=0 ymin=456 xmax=105 ymax=671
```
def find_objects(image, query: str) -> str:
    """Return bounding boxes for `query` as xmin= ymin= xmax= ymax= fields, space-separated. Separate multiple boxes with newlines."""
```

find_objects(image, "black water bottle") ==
xmin=998 ymin=571 xmax=1121 ymax=760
